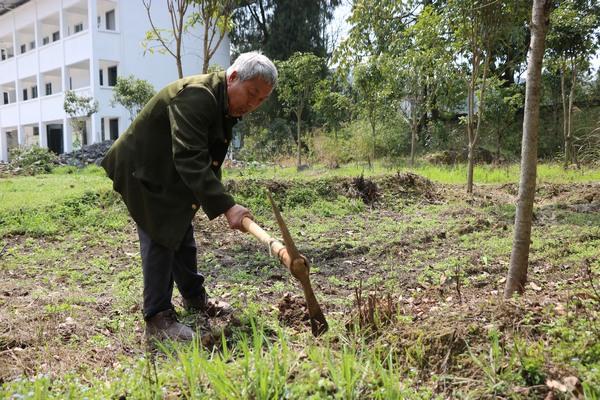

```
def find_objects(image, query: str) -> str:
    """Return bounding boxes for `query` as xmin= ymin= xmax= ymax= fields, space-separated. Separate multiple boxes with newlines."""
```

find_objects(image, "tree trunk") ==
xmin=410 ymin=125 xmax=417 ymax=167
xmin=561 ymin=68 xmax=569 ymax=166
xmin=467 ymin=143 xmax=475 ymax=193
xmin=370 ymin=119 xmax=376 ymax=167
xmin=496 ymin=128 xmax=502 ymax=163
xmin=410 ymin=107 xmax=417 ymax=167
xmin=297 ymin=111 xmax=302 ymax=167
xmin=202 ymin=17 xmax=210 ymax=74
xmin=504 ymin=0 xmax=552 ymax=299
xmin=567 ymin=63 xmax=577 ymax=167
xmin=466 ymin=60 xmax=477 ymax=194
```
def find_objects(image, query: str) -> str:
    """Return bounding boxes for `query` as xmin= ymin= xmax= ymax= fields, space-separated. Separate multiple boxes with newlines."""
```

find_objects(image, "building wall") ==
xmin=0 ymin=0 xmax=232 ymax=162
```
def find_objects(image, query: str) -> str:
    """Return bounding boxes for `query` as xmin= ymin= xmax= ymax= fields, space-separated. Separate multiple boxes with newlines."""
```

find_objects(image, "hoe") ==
xmin=242 ymin=192 xmax=328 ymax=337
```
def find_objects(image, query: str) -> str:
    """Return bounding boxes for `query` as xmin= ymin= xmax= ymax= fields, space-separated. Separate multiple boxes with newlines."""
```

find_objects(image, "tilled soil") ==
xmin=0 ymin=179 xmax=598 ymax=387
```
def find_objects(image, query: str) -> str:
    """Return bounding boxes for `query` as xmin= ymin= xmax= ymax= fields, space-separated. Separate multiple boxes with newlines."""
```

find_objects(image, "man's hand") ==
xmin=224 ymin=204 xmax=253 ymax=232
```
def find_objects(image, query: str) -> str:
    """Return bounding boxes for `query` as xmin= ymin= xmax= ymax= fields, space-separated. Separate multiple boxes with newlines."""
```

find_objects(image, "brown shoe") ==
xmin=145 ymin=309 xmax=194 ymax=342
xmin=183 ymin=296 xmax=233 ymax=317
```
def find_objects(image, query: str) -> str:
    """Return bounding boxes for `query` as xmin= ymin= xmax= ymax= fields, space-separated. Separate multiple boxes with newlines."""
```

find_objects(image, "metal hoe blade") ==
xmin=267 ymin=191 xmax=328 ymax=336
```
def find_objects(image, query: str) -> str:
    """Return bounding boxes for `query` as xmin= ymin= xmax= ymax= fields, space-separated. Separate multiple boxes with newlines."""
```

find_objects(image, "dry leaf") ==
xmin=546 ymin=379 xmax=567 ymax=392
xmin=530 ymin=282 xmax=542 ymax=291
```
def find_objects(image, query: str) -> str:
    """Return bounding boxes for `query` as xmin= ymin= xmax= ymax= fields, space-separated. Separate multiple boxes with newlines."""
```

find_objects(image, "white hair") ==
xmin=227 ymin=51 xmax=278 ymax=87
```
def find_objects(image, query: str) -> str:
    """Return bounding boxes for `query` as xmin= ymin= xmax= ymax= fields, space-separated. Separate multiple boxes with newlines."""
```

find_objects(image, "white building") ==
xmin=0 ymin=0 xmax=231 ymax=161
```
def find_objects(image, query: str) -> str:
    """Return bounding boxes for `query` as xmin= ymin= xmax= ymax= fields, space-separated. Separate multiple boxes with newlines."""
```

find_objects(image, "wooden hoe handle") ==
xmin=242 ymin=216 xmax=328 ymax=337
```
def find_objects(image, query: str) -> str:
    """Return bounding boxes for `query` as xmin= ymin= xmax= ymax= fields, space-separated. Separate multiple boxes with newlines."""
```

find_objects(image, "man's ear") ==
xmin=228 ymin=70 xmax=238 ymax=83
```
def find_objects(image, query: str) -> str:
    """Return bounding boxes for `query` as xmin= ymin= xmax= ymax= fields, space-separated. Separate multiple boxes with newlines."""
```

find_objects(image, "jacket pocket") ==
xmin=132 ymin=168 xmax=164 ymax=194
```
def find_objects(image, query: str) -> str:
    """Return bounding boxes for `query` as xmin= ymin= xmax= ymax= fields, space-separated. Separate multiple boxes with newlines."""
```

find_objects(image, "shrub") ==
xmin=8 ymin=146 xmax=57 ymax=175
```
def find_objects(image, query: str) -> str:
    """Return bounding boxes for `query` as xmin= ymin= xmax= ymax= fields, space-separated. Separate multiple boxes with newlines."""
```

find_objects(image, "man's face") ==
xmin=226 ymin=71 xmax=273 ymax=117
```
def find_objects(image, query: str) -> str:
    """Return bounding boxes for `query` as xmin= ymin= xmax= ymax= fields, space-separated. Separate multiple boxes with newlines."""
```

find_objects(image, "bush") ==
xmin=8 ymin=146 xmax=57 ymax=175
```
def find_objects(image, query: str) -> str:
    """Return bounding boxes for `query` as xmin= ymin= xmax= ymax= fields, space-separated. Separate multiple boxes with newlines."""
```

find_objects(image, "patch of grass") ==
xmin=224 ymin=162 xmax=600 ymax=184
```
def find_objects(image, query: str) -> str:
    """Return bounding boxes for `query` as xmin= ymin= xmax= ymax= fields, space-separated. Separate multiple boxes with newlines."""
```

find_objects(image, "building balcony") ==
xmin=41 ymin=93 xmax=66 ymax=121
xmin=19 ymin=99 xmax=40 ymax=125
xmin=0 ymin=103 xmax=18 ymax=126
xmin=38 ymin=41 xmax=62 ymax=72
xmin=0 ymin=57 xmax=17 ymax=84
xmin=16 ymin=50 xmax=37 ymax=77
xmin=64 ymin=30 xmax=91 ymax=66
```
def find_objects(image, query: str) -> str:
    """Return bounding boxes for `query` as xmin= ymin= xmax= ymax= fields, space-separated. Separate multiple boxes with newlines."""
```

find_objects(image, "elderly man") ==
xmin=101 ymin=52 xmax=277 ymax=341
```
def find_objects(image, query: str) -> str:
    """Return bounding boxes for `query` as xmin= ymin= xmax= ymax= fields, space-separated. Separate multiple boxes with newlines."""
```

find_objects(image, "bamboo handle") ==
xmin=242 ymin=216 xmax=329 ymax=336
xmin=242 ymin=217 xmax=291 ymax=266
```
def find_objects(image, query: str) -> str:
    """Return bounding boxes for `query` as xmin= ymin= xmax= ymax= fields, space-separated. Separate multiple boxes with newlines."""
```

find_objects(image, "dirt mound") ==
xmin=342 ymin=175 xmax=380 ymax=204
xmin=378 ymin=172 xmax=439 ymax=202
xmin=277 ymin=293 xmax=310 ymax=330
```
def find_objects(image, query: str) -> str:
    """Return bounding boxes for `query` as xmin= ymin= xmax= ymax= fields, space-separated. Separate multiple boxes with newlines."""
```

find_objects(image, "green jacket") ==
xmin=101 ymin=71 xmax=238 ymax=250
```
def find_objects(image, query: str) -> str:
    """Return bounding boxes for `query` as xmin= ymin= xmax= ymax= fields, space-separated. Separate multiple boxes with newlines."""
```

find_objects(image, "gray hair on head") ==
xmin=227 ymin=51 xmax=278 ymax=87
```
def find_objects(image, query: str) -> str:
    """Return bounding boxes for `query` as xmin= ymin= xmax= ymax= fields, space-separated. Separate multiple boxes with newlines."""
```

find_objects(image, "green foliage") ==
xmin=110 ymin=75 xmax=155 ymax=121
xmin=334 ymin=0 xmax=415 ymax=68
xmin=231 ymin=0 xmax=341 ymax=59
xmin=546 ymin=0 xmax=599 ymax=63
xmin=352 ymin=60 xmax=393 ymax=161
xmin=63 ymin=90 xmax=98 ymax=149
xmin=276 ymin=52 xmax=327 ymax=165
xmin=7 ymin=146 xmax=57 ymax=175
xmin=313 ymin=78 xmax=354 ymax=136
xmin=276 ymin=52 xmax=326 ymax=117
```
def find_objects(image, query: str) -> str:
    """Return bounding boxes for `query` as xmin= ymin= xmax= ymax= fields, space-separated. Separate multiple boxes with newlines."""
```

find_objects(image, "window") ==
xmin=97 ymin=16 xmax=102 ymax=29
xmin=22 ymin=88 xmax=28 ymax=101
xmin=20 ymin=44 xmax=26 ymax=54
xmin=52 ymin=31 xmax=60 ymax=41
xmin=107 ymin=66 xmax=117 ymax=86
xmin=29 ymin=41 xmax=35 ymax=50
xmin=1 ymin=49 xmax=5 ymax=61
xmin=99 ymin=69 xmax=103 ymax=86
xmin=101 ymin=118 xmax=105 ymax=141
xmin=32 ymin=86 xmax=37 ymax=99
xmin=33 ymin=126 xmax=39 ymax=136
xmin=45 ymin=82 xmax=52 ymax=95
xmin=74 ymin=23 xmax=84 ymax=33
xmin=69 ymin=77 xmax=72 ymax=90
xmin=3 ymin=92 xmax=8 ymax=105
xmin=42 ymin=37 xmax=49 ymax=45
xmin=106 ymin=10 xmax=116 ymax=30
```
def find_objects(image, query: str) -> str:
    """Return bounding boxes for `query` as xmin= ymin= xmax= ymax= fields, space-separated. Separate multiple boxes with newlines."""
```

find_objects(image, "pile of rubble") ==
xmin=57 ymin=140 xmax=114 ymax=167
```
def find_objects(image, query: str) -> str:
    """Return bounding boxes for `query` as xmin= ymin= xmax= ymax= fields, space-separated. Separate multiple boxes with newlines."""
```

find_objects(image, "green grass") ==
xmin=0 ymin=165 xmax=110 ymax=211
xmin=1 ymin=163 xmax=599 ymax=399
xmin=224 ymin=161 xmax=600 ymax=184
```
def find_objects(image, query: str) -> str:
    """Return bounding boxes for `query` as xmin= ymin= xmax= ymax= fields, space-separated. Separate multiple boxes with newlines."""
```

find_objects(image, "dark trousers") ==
xmin=137 ymin=224 xmax=205 ymax=320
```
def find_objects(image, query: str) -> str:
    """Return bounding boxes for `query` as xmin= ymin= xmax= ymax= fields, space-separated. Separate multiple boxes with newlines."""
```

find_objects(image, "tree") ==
xmin=546 ymin=0 xmax=599 ymax=167
xmin=188 ymin=0 xmax=237 ymax=73
xmin=142 ymin=0 xmax=190 ymax=79
xmin=446 ymin=0 xmax=519 ymax=194
xmin=484 ymin=80 xmax=523 ymax=163
xmin=387 ymin=5 xmax=455 ymax=166
xmin=230 ymin=0 xmax=273 ymax=54
xmin=352 ymin=59 xmax=391 ymax=165
xmin=63 ymin=91 xmax=98 ymax=149
xmin=504 ymin=0 xmax=553 ymax=299
xmin=110 ymin=76 xmax=156 ymax=121
xmin=334 ymin=0 xmax=418 ymax=69
xmin=276 ymin=52 xmax=325 ymax=168
xmin=230 ymin=0 xmax=341 ymax=60
xmin=313 ymin=77 xmax=353 ymax=141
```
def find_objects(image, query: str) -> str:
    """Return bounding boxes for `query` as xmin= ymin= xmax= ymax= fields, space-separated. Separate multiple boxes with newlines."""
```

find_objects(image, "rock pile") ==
xmin=57 ymin=140 xmax=114 ymax=167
